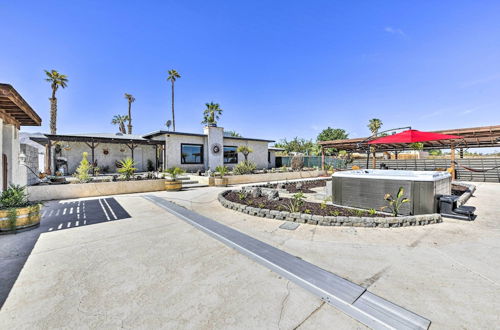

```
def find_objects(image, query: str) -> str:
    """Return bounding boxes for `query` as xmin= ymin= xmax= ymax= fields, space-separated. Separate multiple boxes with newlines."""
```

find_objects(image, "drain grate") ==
xmin=143 ymin=195 xmax=430 ymax=330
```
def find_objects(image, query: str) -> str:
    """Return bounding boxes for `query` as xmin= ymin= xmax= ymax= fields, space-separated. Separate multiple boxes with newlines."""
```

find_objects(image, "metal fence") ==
xmin=275 ymin=156 xmax=500 ymax=182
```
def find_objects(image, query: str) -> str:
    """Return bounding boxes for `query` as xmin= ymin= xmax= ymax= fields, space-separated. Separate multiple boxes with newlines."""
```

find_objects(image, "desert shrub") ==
xmin=285 ymin=192 xmax=305 ymax=213
xmin=165 ymin=167 xmax=185 ymax=181
xmin=381 ymin=187 xmax=410 ymax=216
xmin=147 ymin=159 xmax=155 ymax=171
xmin=233 ymin=161 xmax=256 ymax=175
xmin=74 ymin=152 xmax=92 ymax=183
xmin=117 ymin=158 xmax=137 ymax=180
xmin=215 ymin=165 xmax=229 ymax=177
xmin=291 ymin=154 xmax=304 ymax=171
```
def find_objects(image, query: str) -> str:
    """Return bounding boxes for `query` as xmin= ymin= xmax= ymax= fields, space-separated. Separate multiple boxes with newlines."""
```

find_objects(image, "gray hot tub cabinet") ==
xmin=332 ymin=170 xmax=451 ymax=215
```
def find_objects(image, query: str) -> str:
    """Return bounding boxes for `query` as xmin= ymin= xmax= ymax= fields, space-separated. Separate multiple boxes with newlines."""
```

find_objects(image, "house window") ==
xmin=224 ymin=146 xmax=238 ymax=164
xmin=181 ymin=144 xmax=204 ymax=164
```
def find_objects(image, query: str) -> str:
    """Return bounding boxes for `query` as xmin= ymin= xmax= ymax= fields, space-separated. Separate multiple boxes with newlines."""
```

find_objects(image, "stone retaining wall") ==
xmin=218 ymin=190 xmax=442 ymax=228
xmin=28 ymin=179 xmax=166 ymax=201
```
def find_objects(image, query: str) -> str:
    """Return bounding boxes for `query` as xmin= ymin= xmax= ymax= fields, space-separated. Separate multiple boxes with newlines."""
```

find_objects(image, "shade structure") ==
xmin=368 ymin=129 xmax=461 ymax=144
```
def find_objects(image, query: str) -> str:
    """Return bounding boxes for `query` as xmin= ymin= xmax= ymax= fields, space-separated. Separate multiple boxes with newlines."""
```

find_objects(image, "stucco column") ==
xmin=204 ymin=125 xmax=224 ymax=171
xmin=0 ymin=119 xmax=3 ymax=190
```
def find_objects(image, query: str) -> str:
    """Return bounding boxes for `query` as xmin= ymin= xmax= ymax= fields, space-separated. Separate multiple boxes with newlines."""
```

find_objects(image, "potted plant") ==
xmin=0 ymin=185 xmax=42 ymax=233
xmin=214 ymin=165 xmax=229 ymax=186
xmin=164 ymin=167 xmax=185 ymax=191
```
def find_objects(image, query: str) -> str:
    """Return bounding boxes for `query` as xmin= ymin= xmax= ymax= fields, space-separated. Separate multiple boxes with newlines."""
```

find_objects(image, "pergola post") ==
xmin=450 ymin=143 xmax=456 ymax=180
xmin=45 ymin=140 xmax=52 ymax=174
xmin=321 ymin=147 xmax=325 ymax=170
xmin=372 ymin=147 xmax=376 ymax=169
xmin=155 ymin=145 xmax=159 ymax=171
xmin=84 ymin=141 xmax=99 ymax=175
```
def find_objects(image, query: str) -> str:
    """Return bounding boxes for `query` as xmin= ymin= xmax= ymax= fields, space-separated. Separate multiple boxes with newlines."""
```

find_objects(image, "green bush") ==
xmin=73 ymin=152 xmax=92 ymax=183
xmin=0 ymin=185 xmax=29 ymax=209
xmin=215 ymin=165 xmax=229 ymax=178
xmin=233 ymin=161 xmax=256 ymax=175
xmin=117 ymin=158 xmax=137 ymax=180
xmin=164 ymin=167 xmax=185 ymax=181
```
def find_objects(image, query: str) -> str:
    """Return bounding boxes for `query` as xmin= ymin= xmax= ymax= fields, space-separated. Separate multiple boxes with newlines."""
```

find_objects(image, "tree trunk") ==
xmin=50 ymin=97 xmax=57 ymax=134
xmin=127 ymin=101 xmax=132 ymax=134
xmin=171 ymin=82 xmax=175 ymax=131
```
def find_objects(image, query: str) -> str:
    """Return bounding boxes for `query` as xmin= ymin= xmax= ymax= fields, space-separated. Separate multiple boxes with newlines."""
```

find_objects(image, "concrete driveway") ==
xmin=1 ymin=182 xmax=499 ymax=329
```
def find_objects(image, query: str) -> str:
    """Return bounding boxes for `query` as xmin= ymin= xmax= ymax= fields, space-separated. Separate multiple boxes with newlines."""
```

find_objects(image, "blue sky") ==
xmin=1 ymin=1 xmax=499 ymax=147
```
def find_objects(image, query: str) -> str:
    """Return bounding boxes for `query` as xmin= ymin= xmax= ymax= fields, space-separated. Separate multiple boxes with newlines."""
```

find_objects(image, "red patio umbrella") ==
xmin=367 ymin=129 xmax=462 ymax=177
xmin=368 ymin=129 xmax=461 ymax=144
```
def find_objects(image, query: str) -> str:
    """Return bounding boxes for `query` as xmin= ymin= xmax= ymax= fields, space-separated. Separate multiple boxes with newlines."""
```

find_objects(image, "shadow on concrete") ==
xmin=0 ymin=197 xmax=130 ymax=309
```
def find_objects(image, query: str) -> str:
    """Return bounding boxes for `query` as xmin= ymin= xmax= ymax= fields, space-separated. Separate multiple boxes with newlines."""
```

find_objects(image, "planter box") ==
xmin=165 ymin=180 xmax=182 ymax=191
xmin=0 ymin=204 xmax=42 ymax=233
xmin=214 ymin=177 xmax=229 ymax=187
xmin=27 ymin=179 xmax=166 ymax=201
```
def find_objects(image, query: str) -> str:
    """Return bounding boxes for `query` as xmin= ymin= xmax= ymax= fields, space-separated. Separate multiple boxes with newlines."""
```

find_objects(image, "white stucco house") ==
xmin=0 ymin=84 xmax=42 ymax=190
xmin=30 ymin=125 xmax=280 ymax=175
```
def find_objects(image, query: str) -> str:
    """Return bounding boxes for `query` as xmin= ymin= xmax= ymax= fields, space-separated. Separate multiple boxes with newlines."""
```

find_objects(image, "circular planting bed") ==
xmin=218 ymin=187 xmax=442 ymax=228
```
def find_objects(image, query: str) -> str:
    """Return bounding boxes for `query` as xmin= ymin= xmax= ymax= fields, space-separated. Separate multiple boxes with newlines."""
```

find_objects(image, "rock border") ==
xmin=218 ymin=190 xmax=442 ymax=228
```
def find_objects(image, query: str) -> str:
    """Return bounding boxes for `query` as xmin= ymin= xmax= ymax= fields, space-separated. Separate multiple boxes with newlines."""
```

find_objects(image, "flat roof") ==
xmin=0 ymin=83 xmax=42 ymax=126
xmin=143 ymin=130 xmax=274 ymax=143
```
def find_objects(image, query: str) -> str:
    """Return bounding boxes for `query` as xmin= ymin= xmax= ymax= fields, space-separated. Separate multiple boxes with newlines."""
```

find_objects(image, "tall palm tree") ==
xmin=368 ymin=118 xmax=383 ymax=169
xmin=111 ymin=115 xmax=130 ymax=134
xmin=368 ymin=118 xmax=383 ymax=136
xmin=44 ymin=70 xmax=68 ymax=134
xmin=201 ymin=102 xmax=223 ymax=126
xmin=167 ymin=69 xmax=181 ymax=131
xmin=124 ymin=93 xmax=135 ymax=134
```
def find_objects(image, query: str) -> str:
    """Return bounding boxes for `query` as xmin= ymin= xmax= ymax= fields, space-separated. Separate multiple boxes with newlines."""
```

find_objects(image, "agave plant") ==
xmin=164 ymin=167 xmax=185 ymax=181
xmin=215 ymin=165 xmax=229 ymax=178
xmin=381 ymin=187 xmax=410 ymax=216
xmin=117 ymin=158 xmax=137 ymax=180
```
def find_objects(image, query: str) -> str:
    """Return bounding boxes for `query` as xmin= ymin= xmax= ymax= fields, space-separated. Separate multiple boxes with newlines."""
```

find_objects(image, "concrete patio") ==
xmin=1 ymin=182 xmax=499 ymax=329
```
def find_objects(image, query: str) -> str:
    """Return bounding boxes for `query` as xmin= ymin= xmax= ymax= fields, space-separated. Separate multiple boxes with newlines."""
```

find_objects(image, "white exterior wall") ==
xmin=268 ymin=150 xmax=277 ymax=168
xmin=56 ymin=142 xmax=157 ymax=174
xmin=223 ymin=138 xmax=270 ymax=169
xmin=164 ymin=134 xmax=207 ymax=172
xmin=204 ymin=126 xmax=224 ymax=170
xmin=162 ymin=130 xmax=271 ymax=171
xmin=2 ymin=123 xmax=21 ymax=188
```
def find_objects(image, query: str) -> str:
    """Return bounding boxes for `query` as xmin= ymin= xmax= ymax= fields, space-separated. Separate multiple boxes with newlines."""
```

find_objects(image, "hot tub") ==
xmin=332 ymin=169 xmax=451 ymax=215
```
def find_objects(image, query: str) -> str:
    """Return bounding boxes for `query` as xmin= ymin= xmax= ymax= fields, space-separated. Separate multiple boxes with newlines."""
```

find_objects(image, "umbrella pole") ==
xmin=366 ymin=149 xmax=370 ymax=169
xmin=450 ymin=143 xmax=456 ymax=180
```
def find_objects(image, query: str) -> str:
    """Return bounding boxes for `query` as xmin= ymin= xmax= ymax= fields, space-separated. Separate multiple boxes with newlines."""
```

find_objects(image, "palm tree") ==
xmin=368 ymin=118 xmax=383 ymax=169
xmin=124 ymin=93 xmax=135 ymax=134
xmin=44 ymin=70 xmax=68 ymax=134
xmin=167 ymin=69 xmax=181 ymax=131
xmin=368 ymin=118 xmax=383 ymax=136
xmin=201 ymin=102 xmax=223 ymax=126
xmin=237 ymin=145 xmax=253 ymax=161
xmin=111 ymin=115 xmax=130 ymax=134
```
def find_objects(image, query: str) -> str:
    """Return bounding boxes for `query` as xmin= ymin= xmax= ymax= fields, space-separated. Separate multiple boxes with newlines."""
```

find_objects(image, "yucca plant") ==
xmin=164 ymin=167 xmax=185 ymax=181
xmin=381 ymin=187 xmax=410 ymax=216
xmin=215 ymin=165 xmax=229 ymax=178
xmin=117 ymin=158 xmax=137 ymax=180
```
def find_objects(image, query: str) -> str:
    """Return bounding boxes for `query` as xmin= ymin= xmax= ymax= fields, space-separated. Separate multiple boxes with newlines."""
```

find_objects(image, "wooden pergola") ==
xmin=0 ymin=83 xmax=42 ymax=127
xmin=318 ymin=125 xmax=500 ymax=175
xmin=31 ymin=134 xmax=164 ymax=174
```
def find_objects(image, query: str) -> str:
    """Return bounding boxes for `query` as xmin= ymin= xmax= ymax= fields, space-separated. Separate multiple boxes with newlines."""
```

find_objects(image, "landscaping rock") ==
xmin=261 ymin=188 xmax=279 ymax=201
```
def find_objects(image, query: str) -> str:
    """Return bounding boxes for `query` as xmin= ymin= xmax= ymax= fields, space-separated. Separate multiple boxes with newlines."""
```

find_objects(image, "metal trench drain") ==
xmin=143 ymin=195 xmax=430 ymax=330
